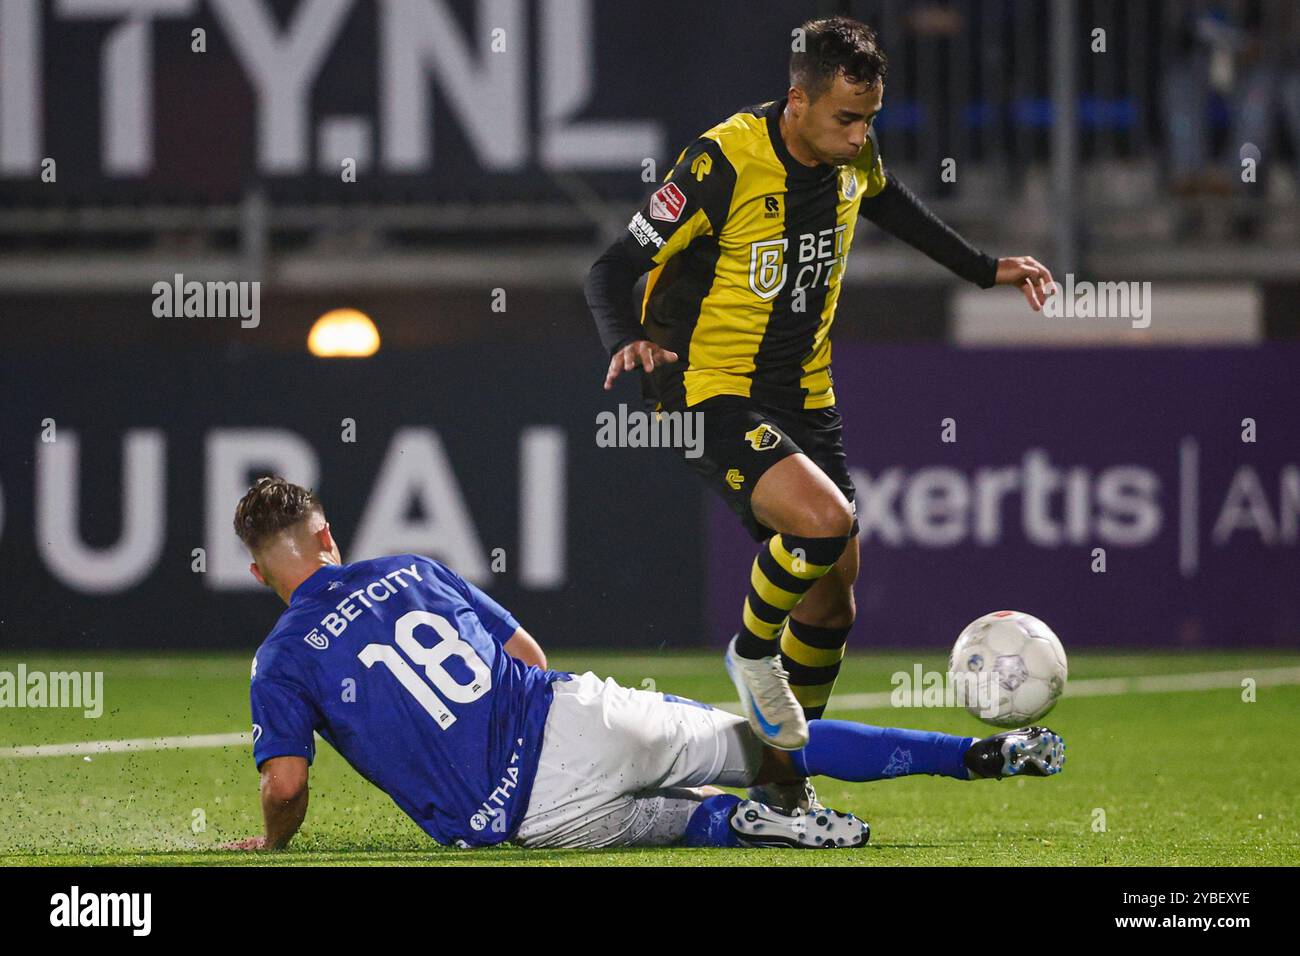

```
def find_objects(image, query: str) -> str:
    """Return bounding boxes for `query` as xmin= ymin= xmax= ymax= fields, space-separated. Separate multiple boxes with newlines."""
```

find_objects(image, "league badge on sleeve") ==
xmin=841 ymin=167 xmax=860 ymax=201
xmin=648 ymin=182 xmax=688 ymax=222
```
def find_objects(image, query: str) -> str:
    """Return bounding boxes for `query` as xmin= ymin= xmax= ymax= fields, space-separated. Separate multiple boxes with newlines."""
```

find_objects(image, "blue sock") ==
xmin=681 ymin=794 xmax=744 ymax=847
xmin=791 ymin=720 xmax=976 ymax=781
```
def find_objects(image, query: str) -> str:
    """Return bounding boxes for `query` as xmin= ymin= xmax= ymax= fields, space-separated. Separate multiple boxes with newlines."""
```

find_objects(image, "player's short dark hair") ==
xmin=789 ymin=16 xmax=888 ymax=101
xmin=233 ymin=476 xmax=324 ymax=553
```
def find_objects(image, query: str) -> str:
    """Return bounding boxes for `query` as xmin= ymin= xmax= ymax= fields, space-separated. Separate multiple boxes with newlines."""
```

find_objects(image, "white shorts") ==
xmin=514 ymin=672 xmax=762 ymax=849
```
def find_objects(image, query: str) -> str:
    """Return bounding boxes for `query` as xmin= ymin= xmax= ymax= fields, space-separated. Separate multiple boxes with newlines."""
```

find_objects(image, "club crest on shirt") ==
xmin=744 ymin=423 xmax=782 ymax=451
xmin=747 ymin=237 xmax=788 ymax=299
xmin=648 ymin=182 xmax=687 ymax=222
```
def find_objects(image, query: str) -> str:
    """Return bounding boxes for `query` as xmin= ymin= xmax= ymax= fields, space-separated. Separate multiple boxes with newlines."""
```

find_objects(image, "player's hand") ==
xmin=995 ymin=255 xmax=1056 ymax=312
xmin=219 ymin=835 xmax=267 ymax=850
xmin=604 ymin=340 xmax=679 ymax=391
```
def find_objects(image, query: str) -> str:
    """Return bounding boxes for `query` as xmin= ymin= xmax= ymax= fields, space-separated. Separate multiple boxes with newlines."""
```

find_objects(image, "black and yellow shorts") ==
xmin=680 ymin=395 xmax=858 ymax=543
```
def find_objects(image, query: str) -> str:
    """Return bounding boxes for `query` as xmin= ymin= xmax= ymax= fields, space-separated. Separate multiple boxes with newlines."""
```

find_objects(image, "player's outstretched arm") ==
xmin=859 ymin=173 xmax=1055 ymax=312
xmin=259 ymin=756 xmax=309 ymax=849
xmin=503 ymin=626 xmax=548 ymax=670
xmin=219 ymin=755 xmax=309 ymax=850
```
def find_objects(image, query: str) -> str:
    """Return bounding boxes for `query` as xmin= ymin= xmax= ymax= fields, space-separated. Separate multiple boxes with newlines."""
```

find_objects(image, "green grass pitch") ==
xmin=3 ymin=650 xmax=1298 ymax=866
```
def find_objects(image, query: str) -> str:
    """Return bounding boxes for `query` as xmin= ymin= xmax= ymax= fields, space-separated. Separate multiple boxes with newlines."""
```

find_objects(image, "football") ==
xmin=949 ymin=610 xmax=1068 ymax=727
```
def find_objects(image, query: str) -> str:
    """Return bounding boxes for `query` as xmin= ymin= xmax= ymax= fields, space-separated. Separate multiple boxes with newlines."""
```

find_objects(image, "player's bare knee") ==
xmin=803 ymin=496 xmax=854 ymax=540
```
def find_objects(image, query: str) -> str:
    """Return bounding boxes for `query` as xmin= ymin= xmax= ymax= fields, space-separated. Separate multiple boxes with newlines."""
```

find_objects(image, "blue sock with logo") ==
xmin=791 ymin=720 xmax=976 ymax=781
xmin=681 ymin=794 xmax=744 ymax=847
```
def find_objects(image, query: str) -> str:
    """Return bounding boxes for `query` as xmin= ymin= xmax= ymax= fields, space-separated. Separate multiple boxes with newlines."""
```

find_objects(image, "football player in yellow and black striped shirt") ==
xmin=586 ymin=16 xmax=1055 ymax=810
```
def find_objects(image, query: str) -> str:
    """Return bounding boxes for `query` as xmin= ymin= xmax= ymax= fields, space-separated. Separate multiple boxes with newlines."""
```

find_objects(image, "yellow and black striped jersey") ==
xmin=621 ymin=97 xmax=887 ymax=411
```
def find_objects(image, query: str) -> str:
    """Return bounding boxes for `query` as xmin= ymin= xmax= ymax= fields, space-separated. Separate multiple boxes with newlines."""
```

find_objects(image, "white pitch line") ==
xmin=810 ymin=665 xmax=1300 ymax=715
xmin=3 ymin=666 xmax=1298 ymax=758
xmin=0 ymin=732 xmax=251 ymax=759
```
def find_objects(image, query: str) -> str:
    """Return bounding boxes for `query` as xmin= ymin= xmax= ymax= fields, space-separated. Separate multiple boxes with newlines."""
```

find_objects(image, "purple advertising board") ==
xmin=707 ymin=344 xmax=1300 ymax=649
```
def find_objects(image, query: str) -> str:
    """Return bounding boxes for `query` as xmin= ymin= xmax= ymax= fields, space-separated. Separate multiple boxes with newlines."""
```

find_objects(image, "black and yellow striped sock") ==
xmin=779 ymin=618 xmax=851 ymax=720
xmin=735 ymin=532 xmax=848 ymax=660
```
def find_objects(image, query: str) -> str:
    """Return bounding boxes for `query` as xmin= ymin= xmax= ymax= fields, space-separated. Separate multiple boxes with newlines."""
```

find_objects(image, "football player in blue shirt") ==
xmin=225 ymin=478 xmax=1064 ymax=852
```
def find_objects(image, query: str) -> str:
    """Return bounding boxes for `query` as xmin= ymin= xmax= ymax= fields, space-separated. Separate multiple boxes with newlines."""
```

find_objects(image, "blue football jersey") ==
xmin=249 ymin=554 xmax=565 ymax=847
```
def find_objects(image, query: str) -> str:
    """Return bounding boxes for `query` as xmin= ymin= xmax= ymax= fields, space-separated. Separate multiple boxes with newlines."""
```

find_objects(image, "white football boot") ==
xmin=724 ymin=635 xmax=809 ymax=750
xmin=728 ymin=800 xmax=869 ymax=849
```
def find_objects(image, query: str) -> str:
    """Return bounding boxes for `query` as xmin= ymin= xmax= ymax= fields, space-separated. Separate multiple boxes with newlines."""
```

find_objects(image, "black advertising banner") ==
xmin=0 ymin=345 xmax=707 ymax=649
